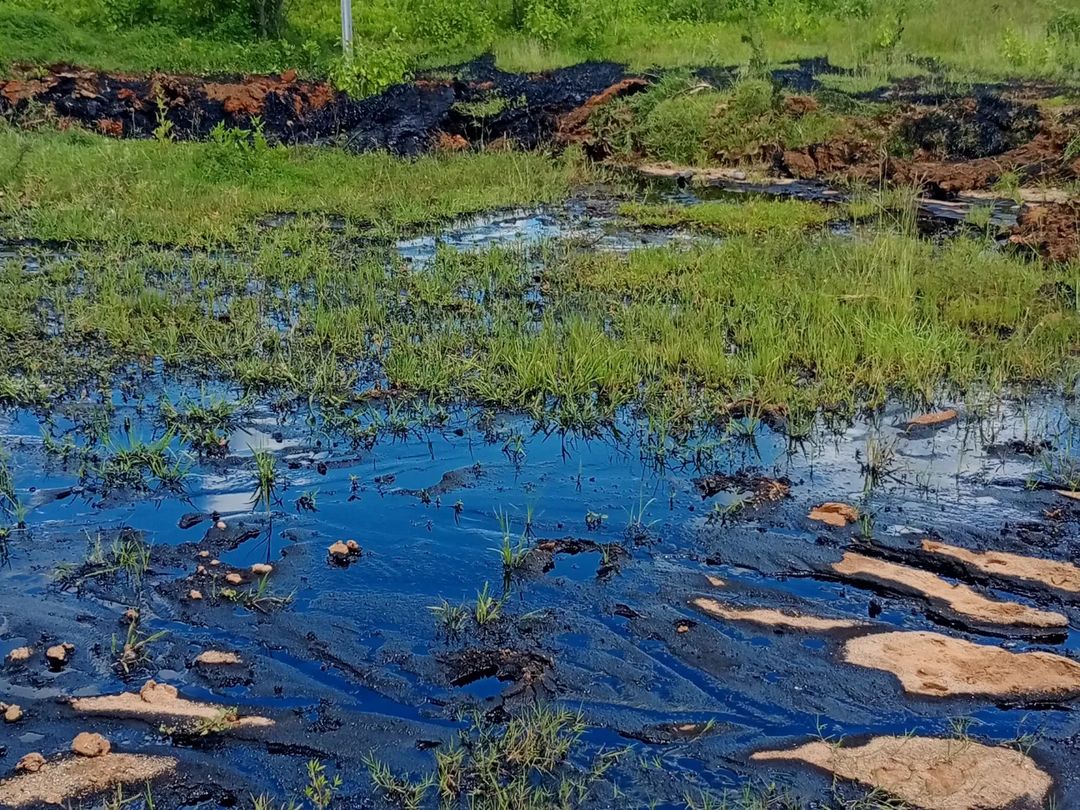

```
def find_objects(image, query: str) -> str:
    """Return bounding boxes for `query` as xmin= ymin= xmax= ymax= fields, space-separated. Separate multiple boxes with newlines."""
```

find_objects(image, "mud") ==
xmin=844 ymin=630 xmax=1080 ymax=699
xmin=0 ymin=57 xmax=631 ymax=154
xmin=752 ymin=736 xmax=1052 ymax=810
xmin=691 ymin=598 xmax=865 ymax=632
xmin=0 ymin=751 xmax=177 ymax=807
xmin=71 ymin=680 xmax=274 ymax=729
xmin=922 ymin=539 xmax=1080 ymax=596
xmin=832 ymin=551 xmax=1069 ymax=631
xmin=1010 ymin=201 xmax=1080 ymax=263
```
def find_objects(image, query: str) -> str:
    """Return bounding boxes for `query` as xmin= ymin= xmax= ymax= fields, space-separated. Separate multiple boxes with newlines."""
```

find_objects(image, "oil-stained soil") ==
xmin=3 ymin=380 xmax=1080 ymax=809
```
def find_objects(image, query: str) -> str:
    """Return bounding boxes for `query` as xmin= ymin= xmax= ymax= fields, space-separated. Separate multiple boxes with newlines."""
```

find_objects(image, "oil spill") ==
xmin=2 ymin=388 xmax=1080 ymax=806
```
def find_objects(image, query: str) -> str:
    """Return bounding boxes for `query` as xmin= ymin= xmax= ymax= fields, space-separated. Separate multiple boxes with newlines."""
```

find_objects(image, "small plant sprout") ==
xmin=494 ymin=507 xmax=529 ymax=571
xmin=429 ymin=598 xmax=469 ymax=636
xmin=473 ymin=582 xmax=503 ymax=626
xmin=250 ymin=447 xmax=278 ymax=512
xmin=304 ymin=759 xmax=342 ymax=810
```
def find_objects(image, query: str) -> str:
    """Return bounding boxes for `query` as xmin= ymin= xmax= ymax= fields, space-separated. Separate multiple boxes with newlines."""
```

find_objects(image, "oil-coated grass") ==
xmin=2 ymin=205 xmax=1077 ymax=429
xmin=619 ymin=198 xmax=838 ymax=235
xmin=0 ymin=127 xmax=579 ymax=244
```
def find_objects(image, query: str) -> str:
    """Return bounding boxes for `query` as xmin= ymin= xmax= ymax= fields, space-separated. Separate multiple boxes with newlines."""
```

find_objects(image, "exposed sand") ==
xmin=0 ymin=753 xmax=176 ymax=807
xmin=808 ymin=502 xmax=859 ymax=527
xmin=922 ymin=540 xmax=1080 ymax=595
xmin=752 ymin=736 xmax=1052 ymax=810
xmin=71 ymin=680 xmax=272 ymax=728
xmin=844 ymin=631 xmax=1080 ymax=698
xmin=194 ymin=650 xmax=243 ymax=665
xmin=832 ymin=552 xmax=1068 ymax=629
xmin=692 ymin=597 xmax=864 ymax=632
xmin=906 ymin=409 xmax=958 ymax=428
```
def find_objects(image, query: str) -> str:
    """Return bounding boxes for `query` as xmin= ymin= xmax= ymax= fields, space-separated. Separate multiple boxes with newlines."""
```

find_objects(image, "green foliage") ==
xmin=200 ymin=118 xmax=286 ymax=183
xmin=329 ymin=40 xmax=411 ymax=99
xmin=406 ymin=0 xmax=495 ymax=53
xmin=596 ymin=75 xmax=846 ymax=165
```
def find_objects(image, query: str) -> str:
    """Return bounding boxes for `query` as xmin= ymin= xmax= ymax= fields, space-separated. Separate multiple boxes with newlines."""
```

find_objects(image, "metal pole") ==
xmin=340 ymin=0 xmax=353 ymax=53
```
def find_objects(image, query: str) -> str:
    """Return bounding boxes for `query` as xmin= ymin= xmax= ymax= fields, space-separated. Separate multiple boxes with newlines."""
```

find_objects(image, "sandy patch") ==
xmin=832 ymin=552 xmax=1067 ymax=629
xmin=922 ymin=540 xmax=1080 ymax=595
xmin=71 ymin=680 xmax=272 ymax=728
xmin=692 ymin=597 xmax=864 ymax=632
xmin=194 ymin=650 xmax=243 ymax=665
xmin=752 ymin=736 xmax=1051 ymax=810
xmin=0 ymin=753 xmax=176 ymax=807
xmin=906 ymin=409 xmax=958 ymax=428
xmin=809 ymin=502 xmax=859 ymax=527
xmin=844 ymin=631 xmax=1080 ymax=698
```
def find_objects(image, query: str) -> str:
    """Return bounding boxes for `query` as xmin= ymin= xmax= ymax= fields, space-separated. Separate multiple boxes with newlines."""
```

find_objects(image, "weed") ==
xmin=473 ymin=581 xmax=503 ymax=626
xmin=430 ymin=598 xmax=470 ymax=636
xmin=250 ymin=448 xmax=278 ymax=512
xmin=494 ymin=507 xmax=530 ymax=571
xmin=113 ymin=622 xmax=169 ymax=675
xmin=303 ymin=759 xmax=342 ymax=810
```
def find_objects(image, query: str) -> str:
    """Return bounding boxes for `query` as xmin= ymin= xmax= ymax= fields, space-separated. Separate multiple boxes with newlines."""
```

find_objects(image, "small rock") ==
xmin=16 ymin=752 xmax=45 ymax=773
xmin=210 ymin=559 xmax=221 ymax=567
xmin=328 ymin=541 xmax=361 ymax=565
xmin=72 ymin=732 xmax=111 ymax=758
xmin=140 ymin=680 xmax=179 ymax=703
xmin=6 ymin=646 xmax=32 ymax=664
xmin=215 ymin=521 xmax=227 ymax=530
xmin=251 ymin=563 xmax=273 ymax=576
xmin=196 ymin=565 xmax=207 ymax=575
xmin=198 ymin=550 xmax=210 ymax=558
xmin=225 ymin=573 xmax=243 ymax=585
xmin=188 ymin=589 xmax=204 ymax=601
xmin=3 ymin=704 xmax=23 ymax=723
xmin=45 ymin=643 xmax=74 ymax=669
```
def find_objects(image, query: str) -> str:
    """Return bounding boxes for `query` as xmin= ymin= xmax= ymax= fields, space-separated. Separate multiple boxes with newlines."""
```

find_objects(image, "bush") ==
xmin=329 ymin=40 xmax=411 ymax=99
xmin=405 ymin=0 xmax=495 ymax=54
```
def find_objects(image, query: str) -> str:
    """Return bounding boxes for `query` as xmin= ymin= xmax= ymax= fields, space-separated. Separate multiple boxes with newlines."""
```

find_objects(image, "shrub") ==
xmin=329 ymin=40 xmax=411 ymax=99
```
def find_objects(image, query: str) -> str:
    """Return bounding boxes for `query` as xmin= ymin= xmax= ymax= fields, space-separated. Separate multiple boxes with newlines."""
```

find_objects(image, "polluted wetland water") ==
xmin=0 ymin=193 xmax=1079 ymax=810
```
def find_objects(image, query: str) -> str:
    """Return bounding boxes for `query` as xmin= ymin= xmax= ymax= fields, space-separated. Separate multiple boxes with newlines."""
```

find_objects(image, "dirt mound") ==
xmin=922 ymin=540 xmax=1080 ymax=595
xmin=1010 ymin=201 xmax=1080 ymax=263
xmin=0 ymin=57 xmax=631 ymax=155
xmin=844 ymin=631 xmax=1080 ymax=698
xmin=832 ymin=552 xmax=1068 ymax=630
xmin=752 ymin=736 xmax=1052 ymax=810
xmin=0 ymin=752 xmax=176 ymax=807
xmin=692 ymin=597 xmax=864 ymax=632
xmin=898 ymin=95 xmax=1041 ymax=160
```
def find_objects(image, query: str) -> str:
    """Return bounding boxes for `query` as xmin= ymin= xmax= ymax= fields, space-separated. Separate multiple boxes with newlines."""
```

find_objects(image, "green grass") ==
xmin=0 ymin=126 xmax=580 ymax=244
xmin=1 ymin=0 xmax=1078 ymax=82
xmin=2 ymin=194 xmax=1078 ymax=429
xmin=592 ymin=75 xmax=867 ymax=167
xmin=619 ymin=198 xmax=838 ymax=235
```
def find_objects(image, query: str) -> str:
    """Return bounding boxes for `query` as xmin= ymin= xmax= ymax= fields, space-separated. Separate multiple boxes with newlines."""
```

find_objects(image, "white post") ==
xmin=340 ymin=0 xmax=353 ymax=53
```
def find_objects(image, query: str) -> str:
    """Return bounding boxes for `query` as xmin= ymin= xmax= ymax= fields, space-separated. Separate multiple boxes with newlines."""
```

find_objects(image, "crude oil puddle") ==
xmin=2 ymin=389 xmax=1080 ymax=806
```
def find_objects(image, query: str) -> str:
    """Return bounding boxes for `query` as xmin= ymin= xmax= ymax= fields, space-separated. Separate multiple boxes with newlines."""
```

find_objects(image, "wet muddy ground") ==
xmin=1 ymin=192 xmax=1079 ymax=809
xmin=3 ymin=56 xmax=1077 ymax=263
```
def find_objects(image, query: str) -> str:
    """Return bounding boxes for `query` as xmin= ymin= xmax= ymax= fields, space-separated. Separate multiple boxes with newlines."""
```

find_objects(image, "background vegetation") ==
xmin=1 ymin=0 xmax=1078 ymax=84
